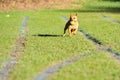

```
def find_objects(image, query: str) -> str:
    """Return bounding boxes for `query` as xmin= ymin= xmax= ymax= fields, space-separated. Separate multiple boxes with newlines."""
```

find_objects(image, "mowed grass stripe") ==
xmin=8 ymin=11 xmax=96 ymax=80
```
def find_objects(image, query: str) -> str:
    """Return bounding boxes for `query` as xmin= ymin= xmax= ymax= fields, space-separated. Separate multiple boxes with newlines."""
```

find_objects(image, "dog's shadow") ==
xmin=33 ymin=34 xmax=63 ymax=37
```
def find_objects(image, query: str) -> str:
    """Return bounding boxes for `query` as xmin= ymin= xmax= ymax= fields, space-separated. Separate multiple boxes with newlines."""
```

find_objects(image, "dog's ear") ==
xmin=76 ymin=13 xmax=78 ymax=16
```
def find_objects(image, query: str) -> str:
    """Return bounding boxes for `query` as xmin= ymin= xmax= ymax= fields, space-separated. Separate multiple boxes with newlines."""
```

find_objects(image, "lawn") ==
xmin=49 ymin=51 xmax=120 ymax=80
xmin=79 ymin=12 xmax=120 ymax=53
xmin=0 ymin=0 xmax=120 ymax=80
xmin=78 ymin=0 xmax=120 ymax=53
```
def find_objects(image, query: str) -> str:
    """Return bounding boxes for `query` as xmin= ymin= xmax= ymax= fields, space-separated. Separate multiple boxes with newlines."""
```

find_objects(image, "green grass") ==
xmin=49 ymin=51 xmax=120 ymax=80
xmin=0 ymin=0 xmax=120 ymax=80
xmin=85 ymin=0 xmax=120 ymax=10
xmin=77 ymin=0 xmax=120 ymax=53
xmin=65 ymin=0 xmax=120 ymax=54
xmin=102 ymin=13 xmax=120 ymax=21
xmin=78 ymin=12 xmax=120 ymax=53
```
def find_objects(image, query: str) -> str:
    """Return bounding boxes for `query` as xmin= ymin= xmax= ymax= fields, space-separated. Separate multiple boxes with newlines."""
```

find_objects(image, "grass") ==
xmin=102 ymin=13 xmax=120 ymax=21
xmin=49 ymin=51 xmax=120 ymax=80
xmin=78 ymin=12 xmax=120 ymax=53
xmin=0 ymin=0 xmax=120 ymax=80
xmin=85 ymin=0 xmax=120 ymax=12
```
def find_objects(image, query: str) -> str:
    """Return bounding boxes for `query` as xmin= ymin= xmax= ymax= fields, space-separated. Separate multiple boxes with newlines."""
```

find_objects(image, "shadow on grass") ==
xmin=33 ymin=34 xmax=63 ymax=37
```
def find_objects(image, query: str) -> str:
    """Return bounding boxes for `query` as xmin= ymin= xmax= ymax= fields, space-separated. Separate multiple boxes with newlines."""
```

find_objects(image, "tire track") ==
xmin=33 ymin=50 xmax=100 ymax=80
xmin=0 ymin=17 xmax=29 ymax=80
xmin=78 ymin=28 xmax=120 ymax=60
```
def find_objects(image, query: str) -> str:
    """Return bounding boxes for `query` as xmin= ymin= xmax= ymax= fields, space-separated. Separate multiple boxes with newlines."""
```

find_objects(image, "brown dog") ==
xmin=63 ymin=13 xmax=79 ymax=37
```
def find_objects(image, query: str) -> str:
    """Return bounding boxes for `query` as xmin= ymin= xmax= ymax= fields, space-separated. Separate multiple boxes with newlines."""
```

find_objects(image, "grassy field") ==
xmin=8 ymin=11 xmax=96 ymax=80
xmin=79 ymin=0 xmax=120 ymax=53
xmin=79 ymin=12 xmax=120 ymax=53
xmin=0 ymin=0 xmax=120 ymax=80
xmin=50 ymin=51 xmax=120 ymax=80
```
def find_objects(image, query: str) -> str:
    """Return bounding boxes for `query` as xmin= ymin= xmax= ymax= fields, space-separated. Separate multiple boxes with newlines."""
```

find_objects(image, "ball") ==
xmin=70 ymin=21 xmax=74 ymax=25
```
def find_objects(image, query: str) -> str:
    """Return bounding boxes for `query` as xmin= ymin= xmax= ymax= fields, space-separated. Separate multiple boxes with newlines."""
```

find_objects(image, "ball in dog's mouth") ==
xmin=70 ymin=21 xmax=75 ymax=25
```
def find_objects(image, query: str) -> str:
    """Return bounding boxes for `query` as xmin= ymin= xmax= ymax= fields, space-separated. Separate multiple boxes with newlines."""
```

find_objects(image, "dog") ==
xmin=63 ymin=13 xmax=79 ymax=37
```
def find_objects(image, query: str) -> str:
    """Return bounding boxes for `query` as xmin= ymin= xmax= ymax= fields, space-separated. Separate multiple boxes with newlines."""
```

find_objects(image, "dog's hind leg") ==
xmin=68 ymin=28 xmax=72 ymax=37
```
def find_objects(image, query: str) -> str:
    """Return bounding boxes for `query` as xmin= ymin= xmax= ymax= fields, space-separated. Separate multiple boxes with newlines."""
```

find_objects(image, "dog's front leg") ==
xmin=68 ymin=28 xmax=72 ymax=37
xmin=63 ymin=29 xmax=67 ymax=37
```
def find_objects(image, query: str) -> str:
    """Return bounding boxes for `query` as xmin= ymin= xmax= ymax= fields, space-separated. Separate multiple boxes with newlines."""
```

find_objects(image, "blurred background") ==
xmin=0 ymin=0 xmax=80 ymax=11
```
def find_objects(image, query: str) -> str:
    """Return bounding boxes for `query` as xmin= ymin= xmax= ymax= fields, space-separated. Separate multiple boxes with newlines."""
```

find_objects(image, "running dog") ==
xmin=63 ymin=13 xmax=79 ymax=37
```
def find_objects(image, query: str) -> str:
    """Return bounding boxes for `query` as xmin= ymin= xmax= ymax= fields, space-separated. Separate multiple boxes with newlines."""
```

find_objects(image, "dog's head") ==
xmin=70 ymin=13 xmax=78 ymax=22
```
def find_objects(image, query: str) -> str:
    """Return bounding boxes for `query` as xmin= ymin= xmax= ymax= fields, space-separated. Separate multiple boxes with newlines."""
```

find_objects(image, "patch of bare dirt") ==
xmin=0 ymin=0 xmax=81 ymax=12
